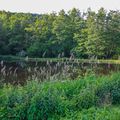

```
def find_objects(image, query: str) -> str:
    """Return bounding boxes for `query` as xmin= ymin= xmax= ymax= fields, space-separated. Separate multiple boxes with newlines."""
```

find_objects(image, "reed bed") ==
xmin=0 ymin=55 xmax=103 ymax=85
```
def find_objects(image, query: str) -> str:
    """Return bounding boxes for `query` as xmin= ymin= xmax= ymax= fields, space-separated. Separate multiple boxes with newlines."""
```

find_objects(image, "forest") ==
xmin=0 ymin=8 xmax=120 ymax=59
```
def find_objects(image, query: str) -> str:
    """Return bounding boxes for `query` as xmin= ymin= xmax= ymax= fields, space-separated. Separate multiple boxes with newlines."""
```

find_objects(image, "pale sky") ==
xmin=0 ymin=0 xmax=120 ymax=14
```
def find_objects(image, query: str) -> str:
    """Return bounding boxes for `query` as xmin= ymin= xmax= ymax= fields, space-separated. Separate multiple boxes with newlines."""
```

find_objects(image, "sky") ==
xmin=0 ymin=0 xmax=120 ymax=14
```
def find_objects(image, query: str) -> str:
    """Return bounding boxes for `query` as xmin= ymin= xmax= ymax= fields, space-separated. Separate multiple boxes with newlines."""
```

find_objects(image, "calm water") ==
xmin=0 ymin=60 xmax=120 ymax=85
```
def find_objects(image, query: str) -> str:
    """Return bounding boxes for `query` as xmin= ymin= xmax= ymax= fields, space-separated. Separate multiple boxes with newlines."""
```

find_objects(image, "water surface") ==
xmin=0 ymin=60 xmax=120 ymax=85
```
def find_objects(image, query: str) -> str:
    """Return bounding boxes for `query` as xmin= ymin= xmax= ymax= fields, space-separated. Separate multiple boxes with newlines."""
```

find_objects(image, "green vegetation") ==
xmin=0 ymin=72 xmax=120 ymax=119
xmin=0 ymin=7 xmax=120 ymax=120
xmin=1 ymin=55 xmax=120 ymax=65
xmin=0 ymin=8 xmax=120 ymax=59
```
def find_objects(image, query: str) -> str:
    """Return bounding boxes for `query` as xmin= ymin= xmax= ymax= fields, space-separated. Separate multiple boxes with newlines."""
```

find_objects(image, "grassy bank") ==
xmin=1 ymin=55 xmax=120 ymax=64
xmin=0 ymin=72 xmax=120 ymax=119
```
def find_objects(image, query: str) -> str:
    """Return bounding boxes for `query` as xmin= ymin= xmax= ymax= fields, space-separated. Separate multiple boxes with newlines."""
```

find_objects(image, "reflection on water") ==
xmin=18 ymin=61 xmax=27 ymax=68
xmin=0 ymin=60 xmax=120 ymax=85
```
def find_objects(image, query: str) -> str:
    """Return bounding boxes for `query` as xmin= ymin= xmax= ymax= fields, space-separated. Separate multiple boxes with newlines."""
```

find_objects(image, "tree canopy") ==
xmin=0 ymin=8 xmax=120 ymax=59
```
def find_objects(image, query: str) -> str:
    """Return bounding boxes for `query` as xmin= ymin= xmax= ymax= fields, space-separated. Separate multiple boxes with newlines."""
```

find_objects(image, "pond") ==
xmin=0 ymin=60 xmax=120 ymax=85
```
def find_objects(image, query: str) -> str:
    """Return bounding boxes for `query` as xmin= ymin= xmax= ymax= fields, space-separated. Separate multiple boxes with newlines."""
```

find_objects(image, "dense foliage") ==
xmin=0 ymin=72 xmax=120 ymax=119
xmin=0 ymin=8 xmax=120 ymax=58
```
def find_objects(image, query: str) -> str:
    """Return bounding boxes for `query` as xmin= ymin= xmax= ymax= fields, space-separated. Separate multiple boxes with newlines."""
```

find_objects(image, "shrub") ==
xmin=0 ymin=72 xmax=120 ymax=119
xmin=96 ymin=73 xmax=120 ymax=105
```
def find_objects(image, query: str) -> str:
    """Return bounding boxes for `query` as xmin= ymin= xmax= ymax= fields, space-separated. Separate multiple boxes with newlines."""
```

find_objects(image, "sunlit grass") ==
xmin=1 ymin=55 xmax=120 ymax=64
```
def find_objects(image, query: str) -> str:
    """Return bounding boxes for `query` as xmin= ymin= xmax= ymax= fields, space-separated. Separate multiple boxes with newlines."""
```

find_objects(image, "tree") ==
xmin=84 ymin=8 xmax=107 ymax=58
xmin=52 ymin=9 xmax=78 ymax=57
xmin=105 ymin=10 xmax=120 ymax=58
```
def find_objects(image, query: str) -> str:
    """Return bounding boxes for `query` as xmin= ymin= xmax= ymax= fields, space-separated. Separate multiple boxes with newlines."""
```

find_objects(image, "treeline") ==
xmin=0 ymin=8 xmax=120 ymax=59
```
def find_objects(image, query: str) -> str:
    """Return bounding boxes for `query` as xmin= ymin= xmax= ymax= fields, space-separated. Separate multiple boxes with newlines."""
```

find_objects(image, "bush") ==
xmin=96 ymin=73 xmax=120 ymax=105
xmin=0 ymin=72 xmax=120 ymax=119
xmin=60 ymin=106 xmax=120 ymax=120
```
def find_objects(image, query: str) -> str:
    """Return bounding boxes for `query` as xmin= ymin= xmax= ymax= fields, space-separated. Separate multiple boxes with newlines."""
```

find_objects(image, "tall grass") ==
xmin=0 ymin=72 xmax=120 ymax=119
xmin=0 ymin=56 xmax=100 ymax=85
xmin=1 ymin=55 xmax=120 ymax=85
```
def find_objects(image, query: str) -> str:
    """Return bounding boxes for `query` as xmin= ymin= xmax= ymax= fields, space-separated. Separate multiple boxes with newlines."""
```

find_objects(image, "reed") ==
xmin=0 ymin=55 xmax=100 ymax=85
